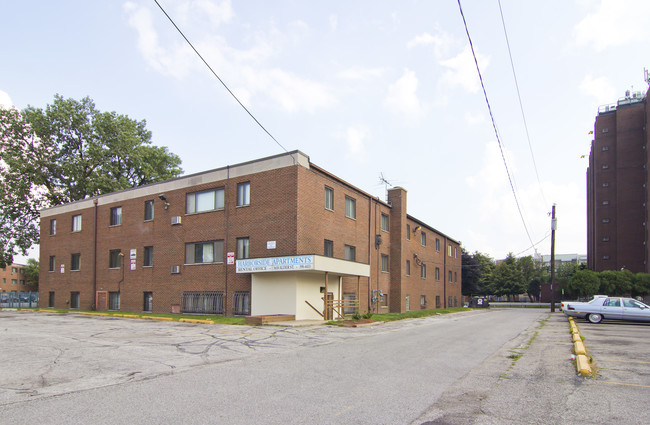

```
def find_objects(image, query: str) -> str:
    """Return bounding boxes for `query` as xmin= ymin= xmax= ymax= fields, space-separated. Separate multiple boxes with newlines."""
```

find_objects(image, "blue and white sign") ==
xmin=236 ymin=255 xmax=314 ymax=273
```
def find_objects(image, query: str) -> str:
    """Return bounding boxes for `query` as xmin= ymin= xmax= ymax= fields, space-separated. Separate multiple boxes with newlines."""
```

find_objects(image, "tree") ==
xmin=632 ymin=273 xmax=650 ymax=298
xmin=24 ymin=258 xmax=39 ymax=289
xmin=566 ymin=269 xmax=600 ymax=298
xmin=489 ymin=253 xmax=526 ymax=300
xmin=461 ymin=249 xmax=494 ymax=296
xmin=0 ymin=95 xmax=183 ymax=266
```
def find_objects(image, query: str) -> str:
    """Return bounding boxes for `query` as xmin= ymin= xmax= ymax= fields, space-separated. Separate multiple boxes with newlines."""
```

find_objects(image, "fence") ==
xmin=0 ymin=291 xmax=39 ymax=308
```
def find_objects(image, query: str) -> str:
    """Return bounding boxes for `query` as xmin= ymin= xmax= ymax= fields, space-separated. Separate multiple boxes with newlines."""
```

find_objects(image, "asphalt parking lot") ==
xmin=575 ymin=318 xmax=650 ymax=387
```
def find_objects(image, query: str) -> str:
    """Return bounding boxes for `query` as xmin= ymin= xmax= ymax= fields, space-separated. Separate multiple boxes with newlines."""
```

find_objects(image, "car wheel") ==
xmin=587 ymin=313 xmax=603 ymax=324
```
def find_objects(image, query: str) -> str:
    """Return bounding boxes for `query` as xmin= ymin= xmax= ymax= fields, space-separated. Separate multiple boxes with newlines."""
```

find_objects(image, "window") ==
xmin=12 ymin=267 xmax=17 ymax=273
xmin=449 ymin=271 xmax=453 ymax=281
xmin=186 ymin=188 xmax=224 ymax=214
xmin=237 ymin=237 xmax=250 ymax=260
xmin=603 ymin=298 xmax=620 ymax=307
xmin=420 ymin=295 xmax=426 ymax=309
xmin=602 ymin=236 xmax=610 ymax=242
xmin=421 ymin=264 xmax=427 ymax=279
xmin=144 ymin=200 xmax=154 ymax=221
xmin=381 ymin=254 xmax=389 ymax=272
xmin=49 ymin=256 xmax=56 ymax=272
xmin=50 ymin=219 xmax=56 ymax=236
xmin=602 ymin=164 xmax=609 ymax=169
xmin=343 ymin=293 xmax=357 ymax=315
xmin=435 ymin=267 xmax=440 ymax=280
xmin=144 ymin=246 xmax=154 ymax=267
xmin=110 ymin=207 xmax=122 ymax=226
xmin=603 ymin=255 xmax=610 ymax=260
xmin=324 ymin=240 xmax=333 ymax=257
xmin=436 ymin=295 xmax=441 ymax=309
xmin=70 ymin=292 xmax=80 ymax=309
xmin=454 ymin=247 xmax=457 ymax=258
xmin=602 ymin=146 xmax=609 ymax=151
xmin=602 ymin=218 xmax=610 ymax=223
xmin=72 ymin=214 xmax=82 ymax=232
xmin=11 ymin=279 xmax=17 ymax=285
xmin=421 ymin=232 xmax=426 ymax=246
xmin=602 ymin=200 xmax=610 ymax=205
xmin=454 ymin=271 xmax=457 ymax=282
xmin=186 ymin=241 xmax=224 ymax=264
xmin=324 ymin=186 xmax=334 ymax=210
xmin=237 ymin=182 xmax=250 ymax=207
xmin=344 ymin=245 xmax=356 ymax=261
xmin=143 ymin=292 xmax=153 ymax=312
xmin=19 ymin=280 xmax=25 ymax=285
xmin=108 ymin=292 xmax=120 ymax=310
xmin=448 ymin=245 xmax=453 ymax=256
xmin=345 ymin=196 xmax=356 ymax=219
xmin=48 ymin=292 xmax=55 ymax=308
xmin=406 ymin=260 xmax=410 ymax=276
xmin=233 ymin=291 xmax=250 ymax=315
xmin=381 ymin=214 xmax=389 ymax=232
xmin=181 ymin=291 xmax=224 ymax=314
xmin=109 ymin=250 xmax=122 ymax=269
xmin=448 ymin=296 xmax=453 ymax=308
xmin=435 ymin=238 xmax=440 ymax=252
xmin=71 ymin=253 xmax=81 ymax=271
xmin=406 ymin=224 xmax=410 ymax=240
xmin=602 ymin=182 xmax=609 ymax=187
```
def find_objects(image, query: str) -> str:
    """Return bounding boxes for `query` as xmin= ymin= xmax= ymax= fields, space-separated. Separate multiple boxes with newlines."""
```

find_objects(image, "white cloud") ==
xmin=123 ymin=1 xmax=336 ymax=113
xmin=464 ymin=111 xmax=485 ymax=126
xmin=407 ymin=27 xmax=453 ymax=58
xmin=574 ymin=0 xmax=650 ymax=51
xmin=439 ymin=45 xmax=488 ymax=94
xmin=344 ymin=126 xmax=369 ymax=160
xmin=329 ymin=14 xmax=338 ymax=31
xmin=383 ymin=69 xmax=427 ymax=122
xmin=464 ymin=142 xmax=586 ymax=258
xmin=0 ymin=90 xmax=13 ymax=108
xmin=579 ymin=74 xmax=617 ymax=103
xmin=337 ymin=66 xmax=385 ymax=81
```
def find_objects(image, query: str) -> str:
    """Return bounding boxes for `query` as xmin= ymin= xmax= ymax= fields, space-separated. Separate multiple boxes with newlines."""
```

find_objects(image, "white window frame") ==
xmin=237 ymin=237 xmax=250 ymax=260
xmin=110 ymin=206 xmax=122 ymax=226
xmin=345 ymin=196 xmax=356 ymax=219
xmin=237 ymin=182 xmax=250 ymax=207
xmin=72 ymin=214 xmax=82 ymax=232
xmin=144 ymin=200 xmax=154 ymax=221
xmin=186 ymin=241 xmax=224 ymax=264
xmin=381 ymin=214 xmax=389 ymax=232
xmin=186 ymin=188 xmax=225 ymax=214
xmin=344 ymin=245 xmax=356 ymax=261
xmin=381 ymin=254 xmax=389 ymax=272
xmin=324 ymin=186 xmax=334 ymax=211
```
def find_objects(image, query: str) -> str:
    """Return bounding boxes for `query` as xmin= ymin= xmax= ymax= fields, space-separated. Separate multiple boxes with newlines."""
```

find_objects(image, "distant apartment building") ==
xmin=39 ymin=151 xmax=462 ymax=319
xmin=587 ymin=85 xmax=650 ymax=273
xmin=0 ymin=263 xmax=32 ymax=293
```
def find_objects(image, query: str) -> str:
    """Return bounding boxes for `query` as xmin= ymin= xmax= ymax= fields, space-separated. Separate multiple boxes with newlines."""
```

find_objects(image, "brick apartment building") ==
xmin=39 ymin=151 xmax=461 ymax=320
xmin=0 ymin=263 xmax=32 ymax=293
xmin=587 ymin=85 xmax=650 ymax=273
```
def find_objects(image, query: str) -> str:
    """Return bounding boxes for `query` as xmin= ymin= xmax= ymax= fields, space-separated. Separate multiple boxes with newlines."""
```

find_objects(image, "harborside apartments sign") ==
xmin=236 ymin=255 xmax=314 ymax=273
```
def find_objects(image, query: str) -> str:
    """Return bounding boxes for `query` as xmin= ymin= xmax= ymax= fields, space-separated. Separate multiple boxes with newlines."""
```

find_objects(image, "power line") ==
xmin=497 ymin=0 xmax=548 ymax=207
xmin=456 ymin=0 xmax=536 ymax=250
xmin=152 ymin=0 xmax=288 ymax=154
xmin=514 ymin=233 xmax=550 ymax=257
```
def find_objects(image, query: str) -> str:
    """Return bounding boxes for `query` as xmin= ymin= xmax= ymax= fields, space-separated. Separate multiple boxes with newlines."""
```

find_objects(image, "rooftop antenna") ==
xmin=379 ymin=172 xmax=392 ymax=202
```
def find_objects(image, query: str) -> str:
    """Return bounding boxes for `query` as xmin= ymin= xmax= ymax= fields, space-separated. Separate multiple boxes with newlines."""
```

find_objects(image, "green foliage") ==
xmin=0 ymin=95 xmax=183 ymax=264
xmin=566 ymin=269 xmax=599 ymax=297
xmin=24 ymin=258 xmax=39 ymax=289
xmin=556 ymin=262 xmax=579 ymax=285
xmin=362 ymin=311 xmax=373 ymax=319
xmin=488 ymin=253 xmax=527 ymax=300
xmin=351 ymin=312 xmax=361 ymax=320
xmin=632 ymin=273 xmax=650 ymax=297
xmin=461 ymin=249 xmax=495 ymax=296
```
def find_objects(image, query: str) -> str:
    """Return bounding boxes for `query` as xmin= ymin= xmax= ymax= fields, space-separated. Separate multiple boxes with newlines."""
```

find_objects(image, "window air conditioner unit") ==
xmin=171 ymin=265 xmax=180 ymax=274
xmin=171 ymin=216 xmax=182 ymax=225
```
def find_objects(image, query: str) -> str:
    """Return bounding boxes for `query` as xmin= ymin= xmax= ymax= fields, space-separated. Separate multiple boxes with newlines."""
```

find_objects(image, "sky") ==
xmin=2 ymin=0 xmax=650 ymax=264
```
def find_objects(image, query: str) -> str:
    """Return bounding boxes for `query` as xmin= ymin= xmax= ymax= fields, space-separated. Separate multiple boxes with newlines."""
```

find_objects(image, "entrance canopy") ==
xmin=236 ymin=255 xmax=370 ymax=320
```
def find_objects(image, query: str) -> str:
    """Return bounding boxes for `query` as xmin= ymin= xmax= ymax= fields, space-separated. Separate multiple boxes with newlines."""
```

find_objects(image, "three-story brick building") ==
xmin=39 ymin=151 xmax=461 ymax=319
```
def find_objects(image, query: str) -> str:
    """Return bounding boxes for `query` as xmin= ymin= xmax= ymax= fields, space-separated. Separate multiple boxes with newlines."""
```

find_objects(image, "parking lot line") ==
xmin=601 ymin=381 xmax=650 ymax=389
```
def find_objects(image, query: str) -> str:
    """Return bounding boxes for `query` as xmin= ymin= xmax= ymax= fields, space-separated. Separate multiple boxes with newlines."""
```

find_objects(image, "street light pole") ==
xmin=550 ymin=204 xmax=557 ymax=312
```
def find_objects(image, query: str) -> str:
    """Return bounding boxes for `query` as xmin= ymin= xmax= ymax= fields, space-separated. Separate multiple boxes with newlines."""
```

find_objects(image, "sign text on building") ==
xmin=236 ymin=255 xmax=314 ymax=273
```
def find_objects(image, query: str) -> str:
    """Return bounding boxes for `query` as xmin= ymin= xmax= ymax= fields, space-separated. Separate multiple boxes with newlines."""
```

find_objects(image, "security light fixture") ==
xmin=158 ymin=194 xmax=170 ymax=209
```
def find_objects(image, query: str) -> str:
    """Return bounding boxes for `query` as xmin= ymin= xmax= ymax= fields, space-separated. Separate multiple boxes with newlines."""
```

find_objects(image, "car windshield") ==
xmin=624 ymin=299 xmax=648 ymax=308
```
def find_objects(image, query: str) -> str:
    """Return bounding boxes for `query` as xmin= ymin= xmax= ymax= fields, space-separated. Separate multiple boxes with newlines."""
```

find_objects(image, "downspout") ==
xmin=443 ymin=237 xmax=448 ymax=308
xmin=225 ymin=165 xmax=230 ymax=315
xmin=93 ymin=198 xmax=98 ymax=310
xmin=367 ymin=197 xmax=372 ymax=312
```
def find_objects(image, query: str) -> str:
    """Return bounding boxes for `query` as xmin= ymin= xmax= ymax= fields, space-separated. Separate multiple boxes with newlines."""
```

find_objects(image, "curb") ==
xmin=568 ymin=317 xmax=592 ymax=376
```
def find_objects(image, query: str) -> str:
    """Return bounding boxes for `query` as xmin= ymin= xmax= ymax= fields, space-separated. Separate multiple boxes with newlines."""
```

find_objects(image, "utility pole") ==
xmin=550 ymin=204 xmax=557 ymax=312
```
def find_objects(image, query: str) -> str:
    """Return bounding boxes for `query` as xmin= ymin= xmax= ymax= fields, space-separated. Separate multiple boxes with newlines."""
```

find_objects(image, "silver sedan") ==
xmin=563 ymin=297 xmax=650 ymax=323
